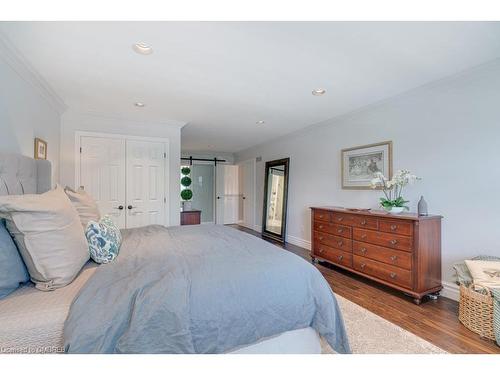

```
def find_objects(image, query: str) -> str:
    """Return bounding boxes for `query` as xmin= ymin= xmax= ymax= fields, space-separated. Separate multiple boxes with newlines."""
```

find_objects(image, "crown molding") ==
xmin=0 ymin=31 xmax=67 ymax=115
xmin=64 ymin=109 xmax=187 ymax=130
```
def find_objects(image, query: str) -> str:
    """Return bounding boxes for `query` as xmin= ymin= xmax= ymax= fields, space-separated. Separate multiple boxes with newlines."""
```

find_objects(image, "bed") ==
xmin=0 ymin=152 xmax=350 ymax=354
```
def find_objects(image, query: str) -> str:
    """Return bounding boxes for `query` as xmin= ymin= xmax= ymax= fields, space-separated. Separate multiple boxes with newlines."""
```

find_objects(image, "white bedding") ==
xmin=0 ymin=262 xmax=98 ymax=353
xmin=0 ymin=261 xmax=322 ymax=354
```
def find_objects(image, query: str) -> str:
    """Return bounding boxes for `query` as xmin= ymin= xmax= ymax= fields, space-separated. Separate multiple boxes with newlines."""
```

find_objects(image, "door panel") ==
xmin=215 ymin=164 xmax=239 ymax=225
xmin=239 ymin=159 xmax=255 ymax=229
xmin=80 ymin=136 xmax=126 ymax=228
xmin=126 ymin=140 xmax=166 ymax=228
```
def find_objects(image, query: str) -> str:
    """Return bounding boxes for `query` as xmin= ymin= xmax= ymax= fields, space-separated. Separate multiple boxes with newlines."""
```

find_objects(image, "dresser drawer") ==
xmin=350 ymin=215 xmax=379 ymax=230
xmin=314 ymin=231 xmax=352 ymax=252
xmin=352 ymin=241 xmax=412 ymax=270
xmin=313 ymin=222 xmax=352 ymax=238
xmin=379 ymin=219 xmax=413 ymax=236
xmin=314 ymin=244 xmax=353 ymax=268
xmin=353 ymin=255 xmax=412 ymax=289
xmin=353 ymin=228 xmax=413 ymax=252
xmin=331 ymin=212 xmax=353 ymax=226
xmin=313 ymin=209 xmax=331 ymax=223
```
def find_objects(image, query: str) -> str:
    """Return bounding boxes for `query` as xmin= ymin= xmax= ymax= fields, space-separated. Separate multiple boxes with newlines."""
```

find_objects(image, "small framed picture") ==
xmin=341 ymin=141 xmax=392 ymax=189
xmin=34 ymin=138 xmax=48 ymax=160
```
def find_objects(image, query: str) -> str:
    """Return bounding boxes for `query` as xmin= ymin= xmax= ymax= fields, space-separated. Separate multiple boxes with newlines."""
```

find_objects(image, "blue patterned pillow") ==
xmin=85 ymin=216 xmax=122 ymax=264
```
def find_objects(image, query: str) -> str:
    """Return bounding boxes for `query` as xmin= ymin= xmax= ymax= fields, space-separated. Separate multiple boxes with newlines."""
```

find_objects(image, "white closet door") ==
xmin=80 ymin=136 xmax=126 ymax=228
xmin=126 ymin=140 xmax=166 ymax=228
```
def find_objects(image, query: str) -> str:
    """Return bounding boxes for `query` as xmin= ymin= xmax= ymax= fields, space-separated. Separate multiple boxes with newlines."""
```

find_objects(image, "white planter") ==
xmin=385 ymin=206 xmax=405 ymax=214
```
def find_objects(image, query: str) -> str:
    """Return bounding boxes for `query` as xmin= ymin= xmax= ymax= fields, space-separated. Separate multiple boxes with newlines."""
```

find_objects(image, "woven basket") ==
xmin=459 ymin=284 xmax=495 ymax=340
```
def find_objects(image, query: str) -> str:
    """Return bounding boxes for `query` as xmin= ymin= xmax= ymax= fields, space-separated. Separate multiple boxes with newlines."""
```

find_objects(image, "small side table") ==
xmin=180 ymin=210 xmax=201 ymax=225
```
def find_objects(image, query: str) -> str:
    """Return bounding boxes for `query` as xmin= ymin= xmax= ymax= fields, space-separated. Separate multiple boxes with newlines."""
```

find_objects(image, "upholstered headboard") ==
xmin=0 ymin=152 xmax=52 ymax=196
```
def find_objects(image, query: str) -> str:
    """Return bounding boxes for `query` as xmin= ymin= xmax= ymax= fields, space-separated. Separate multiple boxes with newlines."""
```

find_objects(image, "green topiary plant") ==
xmin=180 ymin=189 xmax=193 ymax=201
xmin=181 ymin=167 xmax=191 ymax=176
xmin=181 ymin=176 xmax=192 ymax=187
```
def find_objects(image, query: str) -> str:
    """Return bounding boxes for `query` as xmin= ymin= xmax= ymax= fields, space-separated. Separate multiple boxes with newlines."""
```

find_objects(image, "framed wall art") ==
xmin=341 ymin=141 xmax=392 ymax=189
xmin=34 ymin=138 xmax=48 ymax=160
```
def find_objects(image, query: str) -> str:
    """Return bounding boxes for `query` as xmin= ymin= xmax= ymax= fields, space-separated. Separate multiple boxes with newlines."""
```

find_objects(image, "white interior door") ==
xmin=216 ymin=164 xmax=239 ymax=225
xmin=126 ymin=140 xmax=166 ymax=228
xmin=79 ymin=136 xmax=126 ymax=228
xmin=239 ymin=159 xmax=255 ymax=229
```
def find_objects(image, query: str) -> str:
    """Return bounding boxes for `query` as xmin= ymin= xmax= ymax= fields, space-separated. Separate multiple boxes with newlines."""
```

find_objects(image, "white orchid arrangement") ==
xmin=370 ymin=169 xmax=421 ymax=210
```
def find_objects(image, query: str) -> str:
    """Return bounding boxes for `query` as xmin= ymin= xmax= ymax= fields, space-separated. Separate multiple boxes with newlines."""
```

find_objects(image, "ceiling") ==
xmin=1 ymin=22 xmax=500 ymax=153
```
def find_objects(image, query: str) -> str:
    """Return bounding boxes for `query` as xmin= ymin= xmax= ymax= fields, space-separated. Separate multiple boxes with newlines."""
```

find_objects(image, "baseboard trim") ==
xmin=441 ymin=281 xmax=459 ymax=301
xmin=286 ymin=234 xmax=311 ymax=251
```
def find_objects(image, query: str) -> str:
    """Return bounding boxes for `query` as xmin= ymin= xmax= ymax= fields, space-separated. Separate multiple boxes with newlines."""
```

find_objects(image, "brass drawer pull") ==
xmin=338 ymin=255 xmax=344 ymax=261
xmin=360 ymin=263 xmax=366 ymax=269
xmin=390 ymin=272 xmax=397 ymax=279
xmin=390 ymin=239 xmax=398 ymax=245
xmin=337 ymin=216 xmax=343 ymax=222
xmin=319 ymin=224 xmax=324 ymax=229
xmin=319 ymin=214 xmax=324 ymax=219
xmin=390 ymin=224 xmax=398 ymax=231
xmin=337 ymin=241 xmax=343 ymax=247
xmin=390 ymin=255 xmax=398 ymax=261
xmin=360 ymin=248 xmax=367 ymax=254
xmin=360 ymin=220 xmax=367 ymax=225
xmin=319 ymin=248 xmax=324 ymax=254
xmin=361 ymin=234 xmax=367 ymax=239
xmin=337 ymin=228 xmax=343 ymax=234
xmin=319 ymin=236 xmax=324 ymax=241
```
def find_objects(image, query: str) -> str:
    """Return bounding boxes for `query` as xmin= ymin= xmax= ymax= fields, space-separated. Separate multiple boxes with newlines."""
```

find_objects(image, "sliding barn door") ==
xmin=79 ymin=136 xmax=127 ymax=228
xmin=126 ymin=140 xmax=166 ymax=228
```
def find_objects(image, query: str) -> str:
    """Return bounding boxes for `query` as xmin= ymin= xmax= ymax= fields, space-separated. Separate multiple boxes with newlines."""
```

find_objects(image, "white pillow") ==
xmin=464 ymin=260 xmax=500 ymax=289
xmin=0 ymin=185 xmax=89 ymax=291
xmin=64 ymin=186 xmax=101 ymax=230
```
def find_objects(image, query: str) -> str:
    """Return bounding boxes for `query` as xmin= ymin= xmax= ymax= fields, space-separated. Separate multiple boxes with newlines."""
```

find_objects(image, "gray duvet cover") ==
xmin=64 ymin=225 xmax=350 ymax=353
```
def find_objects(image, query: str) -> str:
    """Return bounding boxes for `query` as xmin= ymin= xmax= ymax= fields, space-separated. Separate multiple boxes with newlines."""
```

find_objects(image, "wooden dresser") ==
xmin=310 ymin=207 xmax=442 ymax=304
xmin=180 ymin=210 xmax=201 ymax=225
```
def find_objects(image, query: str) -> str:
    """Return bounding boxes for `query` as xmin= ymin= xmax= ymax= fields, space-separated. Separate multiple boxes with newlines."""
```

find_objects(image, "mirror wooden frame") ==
xmin=261 ymin=158 xmax=290 ymax=243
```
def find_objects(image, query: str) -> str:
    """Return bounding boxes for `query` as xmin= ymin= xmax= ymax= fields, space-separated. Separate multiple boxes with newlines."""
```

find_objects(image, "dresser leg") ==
xmin=413 ymin=298 xmax=422 ymax=305
xmin=311 ymin=256 xmax=317 ymax=264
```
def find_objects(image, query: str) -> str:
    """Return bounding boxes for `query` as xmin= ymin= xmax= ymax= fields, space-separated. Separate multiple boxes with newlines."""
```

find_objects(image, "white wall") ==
xmin=0 ymin=43 xmax=61 ymax=183
xmin=235 ymin=60 xmax=500 ymax=288
xmin=60 ymin=110 xmax=183 ymax=226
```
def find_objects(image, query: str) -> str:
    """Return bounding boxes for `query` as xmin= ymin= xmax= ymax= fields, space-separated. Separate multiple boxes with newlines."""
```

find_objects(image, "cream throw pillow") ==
xmin=0 ymin=185 xmax=89 ymax=291
xmin=64 ymin=186 xmax=101 ymax=230
xmin=464 ymin=260 xmax=500 ymax=289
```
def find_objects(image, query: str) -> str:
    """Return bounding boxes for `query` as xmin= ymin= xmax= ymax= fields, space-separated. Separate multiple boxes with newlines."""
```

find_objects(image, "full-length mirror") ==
xmin=262 ymin=158 xmax=290 ymax=243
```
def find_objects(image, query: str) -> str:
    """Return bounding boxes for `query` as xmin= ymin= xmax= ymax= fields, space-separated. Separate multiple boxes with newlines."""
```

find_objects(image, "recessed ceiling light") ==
xmin=312 ymin=88 xmax=326 ymax=96
xmin=132 ymin=43 xmax=153 ymax=55
xmin=134 ymin=102 xmax=145 ymax=108
xmin=256 ymin=120 xmax=265 ymax=125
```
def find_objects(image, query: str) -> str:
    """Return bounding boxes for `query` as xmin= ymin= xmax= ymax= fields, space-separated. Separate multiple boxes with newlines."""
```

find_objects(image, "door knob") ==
xmin=242 ymin=196 xmax=246 ymax=200
xmin=127 ymin=205 xmax=134 ymax=210
xmin=116 ymin=205 xmax=124 ymax=210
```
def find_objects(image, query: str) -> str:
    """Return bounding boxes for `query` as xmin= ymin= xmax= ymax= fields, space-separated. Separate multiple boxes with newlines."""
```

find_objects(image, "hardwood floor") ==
xmin=230 ymin=224 xmax=500 ymax=354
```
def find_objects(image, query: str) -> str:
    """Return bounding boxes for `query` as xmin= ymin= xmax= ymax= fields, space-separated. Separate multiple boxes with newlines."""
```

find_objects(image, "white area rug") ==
xmin=321 ymin=295 xmax=447 ymax=354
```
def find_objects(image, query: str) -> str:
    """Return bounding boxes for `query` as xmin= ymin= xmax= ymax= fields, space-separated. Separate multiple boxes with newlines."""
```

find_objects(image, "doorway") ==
xmin=190 ymin=163 xmax=215 ymax=223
